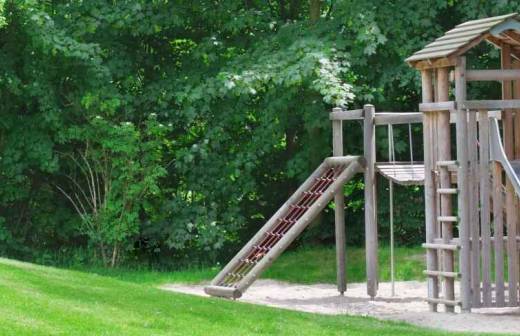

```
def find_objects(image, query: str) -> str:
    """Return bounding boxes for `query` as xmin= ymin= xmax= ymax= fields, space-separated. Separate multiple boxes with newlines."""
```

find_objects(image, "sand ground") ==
xmin=162 ymin=280 xmax=520 ymax=334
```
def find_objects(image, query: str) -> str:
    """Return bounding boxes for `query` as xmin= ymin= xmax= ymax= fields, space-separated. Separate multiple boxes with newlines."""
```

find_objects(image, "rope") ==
xmin=387 ymin=125 xmax=396 ymax=297
xmin=408 ymin=124 xmax=415 ymax=178
xmin=386 ymin=123 xmax=416 ymax=297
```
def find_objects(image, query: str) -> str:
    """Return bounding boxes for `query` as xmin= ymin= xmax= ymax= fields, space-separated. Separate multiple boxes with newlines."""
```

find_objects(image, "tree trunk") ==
xmin=309 ymin=0 xmax=321 ymax=23
xmin=289 ymin=0 xmax=301 ymax=20
xmin=99 ymin=241 xmax=108 ymax=266
xmin=279 ymin=0 xmax=288 ymax=20
xmin=111 ymin=243 xmax=118 ymax=268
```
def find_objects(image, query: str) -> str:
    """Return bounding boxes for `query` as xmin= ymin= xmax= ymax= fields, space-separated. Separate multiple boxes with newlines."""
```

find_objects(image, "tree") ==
xmin=1 ymin=0 xmax=518 ymax=266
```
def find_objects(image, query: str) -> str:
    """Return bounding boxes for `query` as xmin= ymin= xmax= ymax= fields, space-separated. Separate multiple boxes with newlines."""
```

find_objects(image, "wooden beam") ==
xmin=461 ymin=100 xmax=520 ymax=110
xmin=466 ymin=69 xmax=520 ymax=81
xmin=330 ymin=110 xmax=423 ymax=124
xmin=373 ymin=113 xmax=423 ymax=125
xmin=485 ymin=34 xmax=520 ymax=60
xmin=324 ymin=156 xmax=364 ymax=167
xmin=329 ymin=109 xmax=363 ymax=120
xmin=419 ymin=101 xmax=456 ymax=112
xmin=502 ymin=30 xmax=520 ymax=45
xmin=409 ymin=57 xmax=456 ymax=70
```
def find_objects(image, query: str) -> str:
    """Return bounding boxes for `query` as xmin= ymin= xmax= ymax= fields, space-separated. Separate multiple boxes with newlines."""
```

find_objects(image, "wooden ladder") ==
xmin=422 ymin=160 xmax=461 ymax=310
xmin=204 ymin=156 xmax=365 ymax=299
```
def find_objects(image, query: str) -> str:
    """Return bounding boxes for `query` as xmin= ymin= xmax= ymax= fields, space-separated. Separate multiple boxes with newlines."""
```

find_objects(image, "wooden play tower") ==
xmin=205 ymin=13 xmax=520 ymax=314
xmin=405 ymin=12 xmax=520 ymax=312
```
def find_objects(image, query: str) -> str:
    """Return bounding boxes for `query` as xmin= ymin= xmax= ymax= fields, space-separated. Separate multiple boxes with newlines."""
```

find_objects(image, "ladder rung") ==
xmin=240 ymin=258 xmax=258 ymax=265
xmin=303 ymin=191 xmax=323 ymax=196
xmin=437 ymin=188 xmax=457 ymax=194
xmin=252 ymin=245 xmax=271 ymax=252
xmin=437 ymin=216 xmax=458 ymax=222
xmin=433 ymin=238 xmax=460 ymax=245
xmin=424 ymin=270 xmax=460 ymax=278
xmin=426 ymin=297 xmax=461 ymax=306
xmin=289 ymin=205 xmax=309 ymax=210
xmin=422 ymin=243 xmax=460 ymax=251
xmin=227 ymin=272 xmax=245 ymax=279
xmin=436 ymin=160 xmax=457 ymax=167
xmin=316 ymin=177 xmax=334 ymax=182
xmin=265 ymin=231 xmax=283 ymax=238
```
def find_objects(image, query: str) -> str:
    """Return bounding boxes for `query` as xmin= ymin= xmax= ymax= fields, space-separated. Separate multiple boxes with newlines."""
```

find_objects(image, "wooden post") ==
xmin=332 ymin=108 xmax=347 ymax=295
xmin=364 ymin=104 xmax=378 ymax=299
xmin=455 ymin=56 xmax=471 ymax=312
xmin=422 ymin=69 xmax=439 ymax=312
xmin=437 ymin=66 xmax=455 ymax=312
xmin=501 ymin=45 xmax=519 ymax=306
xmin=478 ymin=109 xmax=492 ymax=306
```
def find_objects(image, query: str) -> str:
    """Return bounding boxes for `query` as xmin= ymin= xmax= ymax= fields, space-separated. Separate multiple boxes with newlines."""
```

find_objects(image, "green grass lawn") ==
xmin=79 ymin=246 xmax=425 ymax=286
xmin=0 ymin=256 xmax=484 ymax=336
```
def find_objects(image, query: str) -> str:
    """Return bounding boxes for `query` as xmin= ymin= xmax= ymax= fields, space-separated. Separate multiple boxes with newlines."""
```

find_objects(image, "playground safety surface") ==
xmin=162 ymin=280 xmax=520 ymax=334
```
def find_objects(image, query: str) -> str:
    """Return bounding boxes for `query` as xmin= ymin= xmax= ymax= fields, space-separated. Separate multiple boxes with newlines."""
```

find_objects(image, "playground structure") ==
xmin=205 ymin=13 xmax=520 ymax=313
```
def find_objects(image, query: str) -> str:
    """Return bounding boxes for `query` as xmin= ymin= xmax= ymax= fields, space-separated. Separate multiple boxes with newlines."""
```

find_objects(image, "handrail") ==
xmin=329 ymin=109 xmax=423 ymax=124
xmin=466 ymin=69 xmax=520 ymax=82
xmin=489 ymin=118 xmax=520 ymax=196
xmin=462 ymin=100 xmax=520 ymax=110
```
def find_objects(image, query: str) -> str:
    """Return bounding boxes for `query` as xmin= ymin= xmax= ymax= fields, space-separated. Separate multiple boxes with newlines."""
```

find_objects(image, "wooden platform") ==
xmin=375 ymin=162 xmax=424 ymax=185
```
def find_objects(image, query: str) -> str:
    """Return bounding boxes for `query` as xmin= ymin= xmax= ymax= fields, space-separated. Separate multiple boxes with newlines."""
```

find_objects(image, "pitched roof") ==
xmin=406 ymin=13 xmax=520 ymax=66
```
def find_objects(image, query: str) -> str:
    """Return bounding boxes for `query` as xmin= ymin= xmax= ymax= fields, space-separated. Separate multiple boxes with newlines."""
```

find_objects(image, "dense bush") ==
xmin=0 ymin=0 xmax=517 ymax=267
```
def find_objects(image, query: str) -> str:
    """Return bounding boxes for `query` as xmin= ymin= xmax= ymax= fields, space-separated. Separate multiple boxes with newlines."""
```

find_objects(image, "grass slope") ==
xmin=0 ymin=256 xmax=471 ymax=336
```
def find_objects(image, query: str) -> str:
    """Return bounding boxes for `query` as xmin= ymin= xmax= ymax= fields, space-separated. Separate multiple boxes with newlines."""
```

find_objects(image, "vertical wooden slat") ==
xmin=364 ymin=104 xmax=378 ymax=299
xmin=332 ymin=110 xmax=347 ymax=295
xmin=501 ymin=45 xmax=518 ymax=306
xmin=479 ymin=109 xmax=492 ymax=306
xmin=422 ymin=69 xmax=439 ymax=312
xmin=455 ymin=56 xmax=471 ymax=312
xmin=513 ymin=59 xmax=520 ymax=307
xmin=502 ymin=45 xmax=514 ymax=157
xmin=468 ymin=111 xmax=480 ymax=307
xmin=505 ymin=182 xmax=519 ymax=306
xmin=437 ymin=67 xmax=455 ymax=312
xmin=513 ymin=59 xmax=520 ymax=305
xmin=493 ymin=162 xmax=505 ymax=306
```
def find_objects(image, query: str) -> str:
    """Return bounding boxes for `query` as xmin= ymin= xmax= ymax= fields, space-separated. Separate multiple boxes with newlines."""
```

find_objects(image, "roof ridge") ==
xmin=455 ymin=12 xmax=518 ymax=28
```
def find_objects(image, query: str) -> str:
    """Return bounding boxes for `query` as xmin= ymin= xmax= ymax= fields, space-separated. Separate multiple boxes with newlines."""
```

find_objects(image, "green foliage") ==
xmin=2 ymin=0 xmax=520 ymax=267
xmin=58 ymin=114 xmax=168 ymax=266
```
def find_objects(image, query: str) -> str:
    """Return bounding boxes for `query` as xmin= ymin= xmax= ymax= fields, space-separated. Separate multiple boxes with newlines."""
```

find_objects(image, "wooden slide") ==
xmin=204 ymin=156 xmax=365 ymax=299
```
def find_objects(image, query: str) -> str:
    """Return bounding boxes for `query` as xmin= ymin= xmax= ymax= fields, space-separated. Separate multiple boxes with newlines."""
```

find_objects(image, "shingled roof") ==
xmin=406 ymin=13 xmax=520 ymax=67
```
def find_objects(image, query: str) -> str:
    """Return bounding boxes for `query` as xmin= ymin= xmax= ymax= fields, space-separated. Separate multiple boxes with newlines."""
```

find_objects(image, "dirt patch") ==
xmin=161 ymin=280 xmax=520 ymax=334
